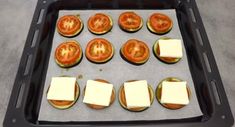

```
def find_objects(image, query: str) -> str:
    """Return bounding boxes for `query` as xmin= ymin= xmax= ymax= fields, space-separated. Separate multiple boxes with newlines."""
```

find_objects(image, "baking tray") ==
xmin=3 ymin=0 xmax=234 ymax=127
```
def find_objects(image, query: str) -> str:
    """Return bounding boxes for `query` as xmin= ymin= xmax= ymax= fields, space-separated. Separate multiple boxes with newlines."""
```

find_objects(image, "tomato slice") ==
xmin=148 ymin=13 xmax=172 ymax=34
xmin=55 ymin=41 xmax=82 ymax=67
xmin=121 ymin=39 xmax=150 ymax=64
xmin=88 ymin=13 xmax=112 ymax=34
xmin=57 ymin=15 xmax=83 ymax=37
xmin=118 ymin=12 xmax=142 ymax=31
xmin=85 ymin=38 xmax=114 ymax=63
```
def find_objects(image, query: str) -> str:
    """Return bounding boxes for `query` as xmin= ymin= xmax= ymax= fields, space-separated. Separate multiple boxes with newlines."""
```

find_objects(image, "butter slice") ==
xmin=83 ymin=80 xmax=113 ymax=106
xmin=159 ymin=39 xmax=183 ymax=58
xmin=124 ymin=80 xmax=150 ymax=108
xmin=47 ymin=77 xmax=76 ymax=101
xmin=160 ymin=81 xmax=189 ymax=105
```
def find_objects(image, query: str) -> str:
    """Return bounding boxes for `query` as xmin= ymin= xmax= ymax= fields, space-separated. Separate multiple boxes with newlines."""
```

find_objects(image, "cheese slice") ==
xmin=47 ymin=77 xmax=76 ymax=101
xmin=159 ymin=39 xmax=183 ymax=58
xmin=83 ymin=80 xmax=113 ymax=106
xmin=124 ymin=80 xmax=150 ymax=108
xmin=160 ymin=81 xmax=189 ymax=105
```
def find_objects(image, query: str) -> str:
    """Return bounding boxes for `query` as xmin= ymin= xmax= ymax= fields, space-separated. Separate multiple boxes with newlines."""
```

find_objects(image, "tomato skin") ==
xmin=121 ymin=39 xmax=150 ymax=64
xmin=153 ymin=38 xmax=181 ymax=64
xmin=55 ymin=40 xmax=83 ymax=68
xmin=118 ymin=12 xmax=143 ymax=32
xmin=87 ymin=13 xmax=113 ymax=35
xmin=57 ymin=15 xmax=83 ymax=37
xmin=85 ymin=38 xmax=114 ymax=63
xmin=147 ymin=13 xmax=173 ymax=34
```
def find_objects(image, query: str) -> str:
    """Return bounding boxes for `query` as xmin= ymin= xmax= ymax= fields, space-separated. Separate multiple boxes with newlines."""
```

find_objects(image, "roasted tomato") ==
xmin=55 ymin=40 xmax=83 ymax=67
xmin=121 ymin=39 xmax=150 ymax=64
xmin=87 ymin=13 xmax=113 ymax=34
xmin=153 ymin=38 xmax=181 ymax=64
xmin=48 ymin=82 xmax=80 ymax=109
xmin=118 ymin=12 xmax=143 ymax=32
xmin=147 ymin=13 xmax=173 ymax=34
xmin=57 ymin=15 xmax=83 ymax=37
xmin=85 ymin=38 xmax=114 ymax=63
xmin=84 ymin=79 xmax=115 ymax=110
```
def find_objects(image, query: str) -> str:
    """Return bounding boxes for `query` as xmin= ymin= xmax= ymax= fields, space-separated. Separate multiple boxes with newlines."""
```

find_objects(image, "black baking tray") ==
xmin=3 ymin=0 xmax=234 ymax=126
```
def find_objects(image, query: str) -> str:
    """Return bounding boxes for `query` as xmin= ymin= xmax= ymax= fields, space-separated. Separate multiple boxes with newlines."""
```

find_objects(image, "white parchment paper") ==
xmin=38 ymin=9 xmax=202 ymax=121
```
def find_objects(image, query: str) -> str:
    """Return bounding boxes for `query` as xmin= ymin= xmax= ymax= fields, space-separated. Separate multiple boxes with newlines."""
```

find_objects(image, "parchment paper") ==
xmin=38 ymin=10 xmax=202 ymax=121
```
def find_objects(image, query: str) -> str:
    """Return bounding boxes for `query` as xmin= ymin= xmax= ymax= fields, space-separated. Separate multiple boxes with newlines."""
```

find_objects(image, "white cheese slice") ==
xmin=47 ymin=77 xmax=76 ymax=101
xmin=159 ymin=39 xmax=183 ymax=58
xmin=160 ymin=81 xmax=189 ymax=105
xmin=83 ymin=80 xmax=113 ymax=106
xmin=124 ymin=80 xmax=150 ymax=108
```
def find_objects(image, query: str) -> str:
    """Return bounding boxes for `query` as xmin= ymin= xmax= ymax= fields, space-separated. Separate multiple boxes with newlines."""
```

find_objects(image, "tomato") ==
xmin=148 ymin=13 xmax=173 ymax=34
xmin=57 ymin=15 xmax=83 ymax=37
xmin=118 ymin=12 xmax=143 ymax=32
xmin=121 ymin=39 xmax=150 ymax=64
xmin=55 ymin=40 xmax=82 ymax=67
xmin=85 ymin=38 xmax=114 ymax=63
xmin=88 ymin=13 xmax=113 ymax=34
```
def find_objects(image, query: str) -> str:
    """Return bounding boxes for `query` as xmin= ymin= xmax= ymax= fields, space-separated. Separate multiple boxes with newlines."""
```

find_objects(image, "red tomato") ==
xmin=88 ymin=13 xmax=112 ymax=34
xmin=55 ymin=40 xmax=82 ymax=67
xmin=121 ymin=39 xmax=150 ymax=64
xmin=85 ymin=38 xmax=114 ymax=63
xmin=57 ymin=15 xmax=83 ymax=37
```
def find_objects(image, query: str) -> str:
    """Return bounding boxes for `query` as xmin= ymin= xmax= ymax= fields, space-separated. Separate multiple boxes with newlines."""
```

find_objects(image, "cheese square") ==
xmin=159 ymin=39 xmax=183 ymax=58
xmin=160 ymin=81 xmax=189 ymax=105
xmin=47 ymin=77 xmax=76 ymax=101
xmin=83 ymin=80 xmax=113 ymax=106
xmin=124 ymin=80 xmax=150 ymax=108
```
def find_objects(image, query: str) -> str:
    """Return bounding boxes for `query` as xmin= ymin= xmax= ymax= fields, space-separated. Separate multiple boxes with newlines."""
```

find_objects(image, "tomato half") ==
xmin=118 ymin=12 xmax=143 ymax=32
xmin=88 ymin=13 xmax=113 ymax=34
xmin=55 ymin=40 xmax=82 ymax=67
xmin=85 ymin=38 xmax=114 ymax=63
xmin=121 ymin=39 xmax=150 ymax=64
xmin=57 ymin=15 xmax=83 ymax=37
xmin=148 ymin=13 xmax=173 ymax=34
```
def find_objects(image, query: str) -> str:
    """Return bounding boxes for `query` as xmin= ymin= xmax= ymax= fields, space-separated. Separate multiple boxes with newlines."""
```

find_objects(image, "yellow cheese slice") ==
xmin=124 ymin=80 xmax=150 ymax=108
xmin=159 ymin=39 xmax=183 ymax=58
xmin=160 ymin=81 xmax=189 ymax=105
xmin=83 ymin=80 xmax=113 ymax=106
xmin=47 ymin=77 xmax=76 ymax=101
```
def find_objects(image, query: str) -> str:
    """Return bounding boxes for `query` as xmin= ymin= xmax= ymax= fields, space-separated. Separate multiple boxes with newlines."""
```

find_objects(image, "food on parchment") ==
xmin=153 ymin=37 xmax=182 ymax=64
xmin=118 ymin=80 xmax=154 ymax=112
xmin=147 ymin=13 xmax=173 ymax=34
xmin=85 ymin=38 xmax=114 ymax=63
xmin=156 ymin=77 xmax=191 ymax=110
xmin=55 ymin=40 xmax=83 ymax=68
xmin=87 ymin=13 xmax=113 ymax=34
xmin=121 ymin=39 xmax=150 ymax=65
xmin=83 ymin=79 xmax=115 ymax=110
xmin=118 ymin=11 xmax=143 ymax=32
xmin=57 ymin=15 xmax=83 ymax=37
xmin=47 ymin=77 xmax=80 ymax=109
